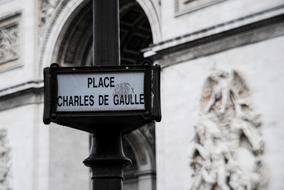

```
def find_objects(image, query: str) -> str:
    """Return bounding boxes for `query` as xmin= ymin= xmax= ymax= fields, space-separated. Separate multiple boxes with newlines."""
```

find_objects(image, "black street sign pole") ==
xmin=83 ymin=0 xmax=131 ymax=190
xmin=84 ymin=128 xmax=131 ymax=190
xmin=92 ymin=0 xmax=120 ymax=66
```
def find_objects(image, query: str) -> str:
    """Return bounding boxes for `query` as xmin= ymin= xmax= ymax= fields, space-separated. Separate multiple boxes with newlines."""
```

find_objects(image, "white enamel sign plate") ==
xmin=56 ymin=72 xmax=145 ymax=112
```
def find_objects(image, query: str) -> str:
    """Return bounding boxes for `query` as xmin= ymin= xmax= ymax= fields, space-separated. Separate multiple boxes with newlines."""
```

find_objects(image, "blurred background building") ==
xmin=0 ymin=0 xmax=284 ymax=189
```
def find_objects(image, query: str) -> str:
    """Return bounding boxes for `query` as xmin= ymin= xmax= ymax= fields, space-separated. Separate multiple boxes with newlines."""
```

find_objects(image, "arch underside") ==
xmin=57 ymin=0 xmax=153 ymax=67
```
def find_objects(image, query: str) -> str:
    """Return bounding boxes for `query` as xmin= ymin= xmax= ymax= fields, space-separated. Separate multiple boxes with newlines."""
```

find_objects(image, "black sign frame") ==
xmin=43 ymin=63 xmax=161 ymax=133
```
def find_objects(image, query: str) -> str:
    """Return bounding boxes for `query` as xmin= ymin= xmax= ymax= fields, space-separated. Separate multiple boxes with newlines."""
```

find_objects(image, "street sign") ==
xmin=43 ymin=63 xmax=161 ymax=132
xmin=57 ymin=72 xmax=145 ymax=112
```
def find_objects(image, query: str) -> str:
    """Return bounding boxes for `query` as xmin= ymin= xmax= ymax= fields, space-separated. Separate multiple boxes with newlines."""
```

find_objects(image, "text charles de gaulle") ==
xmin=57 ymin=76 xmax=144 ymax=108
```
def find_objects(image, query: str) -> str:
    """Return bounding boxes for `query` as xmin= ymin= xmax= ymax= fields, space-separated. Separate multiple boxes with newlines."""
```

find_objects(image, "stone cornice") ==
xmin=0 ymin=80 xmax=43 ymax=97
xmin=144 ymin=4 xmax=284 ymax=65
xmin=0 ymin=81 xmax=44 ymax=112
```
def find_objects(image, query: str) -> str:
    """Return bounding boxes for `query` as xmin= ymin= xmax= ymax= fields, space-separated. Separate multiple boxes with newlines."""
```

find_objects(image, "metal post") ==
xmin=84 ymin=128 xmax=131 ymax=190
xmin=93 ymin=0 xmax=120 ymax=66
xmin=84 ymin=0 xmax=131 ymax=190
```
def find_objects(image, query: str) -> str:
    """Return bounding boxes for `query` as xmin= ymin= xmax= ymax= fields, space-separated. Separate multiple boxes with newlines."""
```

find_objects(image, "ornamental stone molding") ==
xmin=0 ymin=129 xmax=12 ymax=190
xmin=39 ymin=0 xmax=161 ymax=72
xmin=40 ymin=0 xmax=61 ymax=26
xmin=190 ymin=70 xmax=270 ymax=190
xmin=0 ymin=13 xmax=20 ymax=72
xmin=175 ymin=0 xmax=227 ymax=16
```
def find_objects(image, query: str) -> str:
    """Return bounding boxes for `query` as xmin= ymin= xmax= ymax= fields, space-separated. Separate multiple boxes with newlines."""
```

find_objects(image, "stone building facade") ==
xmin=0 ymin=0 xmax=284 ymax=190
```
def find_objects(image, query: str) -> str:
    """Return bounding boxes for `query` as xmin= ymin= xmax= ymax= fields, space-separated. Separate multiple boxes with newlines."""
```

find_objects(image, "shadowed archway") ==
xmin=56 ymin=0 xmax=153 ymax=67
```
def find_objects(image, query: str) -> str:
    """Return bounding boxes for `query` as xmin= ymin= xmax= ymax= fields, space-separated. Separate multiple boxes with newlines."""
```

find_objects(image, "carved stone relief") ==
xmin=0 ymin=13 xmax=20 ymax=72
xmin=40 ymin=0 xmax=61 ymax=25
xmin=0 ymin=25 xmax=19 ymax=65
xmin=0 ymin=129 xmax=12 ymax=190
xmin=190 ymin=70 xmax=269 ymax=190
xmin=175 ymin=0 xmax=227 ymax=16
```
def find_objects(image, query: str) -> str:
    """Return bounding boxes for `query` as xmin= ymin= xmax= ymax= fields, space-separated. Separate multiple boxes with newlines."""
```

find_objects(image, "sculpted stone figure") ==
xmin=191 ymin=70 xmax=269 ymax=190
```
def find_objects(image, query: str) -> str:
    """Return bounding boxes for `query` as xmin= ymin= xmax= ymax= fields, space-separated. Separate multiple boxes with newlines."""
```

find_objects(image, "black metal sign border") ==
xmin=43 ymin=63 xmax=161 ymax=132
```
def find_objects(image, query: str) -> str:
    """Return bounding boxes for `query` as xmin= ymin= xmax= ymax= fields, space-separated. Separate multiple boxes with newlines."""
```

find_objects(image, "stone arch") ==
xmin=39 ymin=0 xmax=161 ymax=72
xmin=39 ymin=0 xmax=86 ymax=75
xmin=135 ymin=0 xmax=161 ymax=43
xmin=39 ymin=0 xmax=158 ymax=189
